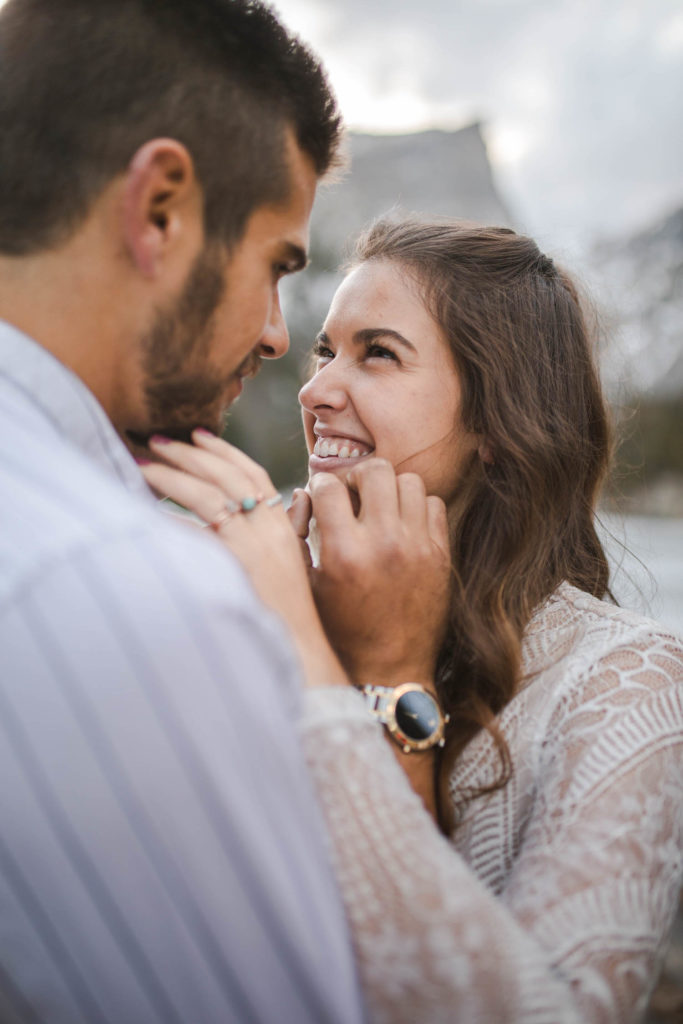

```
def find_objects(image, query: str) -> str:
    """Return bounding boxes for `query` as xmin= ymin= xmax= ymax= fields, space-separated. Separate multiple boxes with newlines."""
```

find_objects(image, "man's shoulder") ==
xmin=0 ymin=430 xmax=302 ymax=704
xmin=0 ymin=401 xmax=256 ymax=622
xmin=0 ymin=380 xmax=301 ymax=713
xmin=0 ymin=373 xmax=141 ymax=539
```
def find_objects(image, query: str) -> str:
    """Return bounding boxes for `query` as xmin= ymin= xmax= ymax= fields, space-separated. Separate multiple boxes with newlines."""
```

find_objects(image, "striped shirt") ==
xmin=0 ymin=321 xmax=363 ymax=1024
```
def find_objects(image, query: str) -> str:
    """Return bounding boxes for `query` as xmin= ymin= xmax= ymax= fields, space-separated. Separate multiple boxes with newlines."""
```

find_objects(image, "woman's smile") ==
xmin=308 ymin=429 xmax=375 ymax=471
xmin=299 ymin=259 xmax=477 ymax=503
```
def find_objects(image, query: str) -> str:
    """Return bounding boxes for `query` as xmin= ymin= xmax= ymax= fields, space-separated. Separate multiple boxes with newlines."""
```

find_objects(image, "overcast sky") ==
xmin=1 ymin=0 xmax=679 ymax=258
xmin=274 ymin=0 xmax=683 ymax=258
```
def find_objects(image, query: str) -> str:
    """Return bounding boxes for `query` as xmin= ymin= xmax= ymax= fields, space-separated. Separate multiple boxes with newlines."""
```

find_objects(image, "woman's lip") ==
xmin=312 ymin=430 xmax=372 ymax=447
xmin=308 ymin=451 xmax=374 ymax=472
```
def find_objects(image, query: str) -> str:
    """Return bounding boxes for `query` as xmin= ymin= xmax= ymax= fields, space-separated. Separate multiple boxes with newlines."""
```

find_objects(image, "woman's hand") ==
xmin=289 ymin=459 xmax=452 ymax=688
xmin=141 ymin=435 xmax=450 ymax=694
xmin=140 ymin=431 xmax=348 ymax=689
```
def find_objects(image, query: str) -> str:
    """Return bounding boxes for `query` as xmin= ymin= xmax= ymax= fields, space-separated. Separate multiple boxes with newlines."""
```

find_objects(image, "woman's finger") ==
xmin=309 ymin=472 xmax=358 ymax=556
xmin=148 ymin=435 xmax=275 ymax=504
xmin=191 ymin=429 xmax=274 ymax=493
xmin=287 ymin=489 xmax=314 ymax=571
xmin=141 ymin=462 xmax=230 ymax=525
xmin=426 ymin=495 xmax=450 ymax=560
xmin=345 ymin=458 xmax=400 ymax=527
xmin=396 ymin=472 xmax=428 ymax=530
xmin=287 ymin=488 xmax=313 ymax=539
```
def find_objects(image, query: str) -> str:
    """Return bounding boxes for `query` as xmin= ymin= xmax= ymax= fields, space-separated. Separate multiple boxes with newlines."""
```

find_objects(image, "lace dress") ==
xmin=300 ymin=583 xmax=683 ymax=1023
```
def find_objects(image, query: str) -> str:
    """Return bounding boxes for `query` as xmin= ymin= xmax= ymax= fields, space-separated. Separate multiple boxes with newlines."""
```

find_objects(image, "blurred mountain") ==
xmin=589 ymin=205 xmax=683 ymax=511
xmin=311 ymin=123 xmax=513 ymax=260
xmin=225 ymin=125 xmax=682 ymax=508
xmin=590 ymin=205 xmax=683 ymax=400
xmin=226 ymin=123 xmax=514 ymax=486
xmin=281 ymin=123 xmax=514 ymax=360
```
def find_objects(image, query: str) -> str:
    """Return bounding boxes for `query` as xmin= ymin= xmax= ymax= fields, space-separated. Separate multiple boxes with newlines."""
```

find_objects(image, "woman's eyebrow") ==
xmin=353 ymin=327 xmax=417 ymax=353
xmin=356 ymin=331 xmax=419 ymax=356
xmin=315 ymin=327 xmax=418 ymax=353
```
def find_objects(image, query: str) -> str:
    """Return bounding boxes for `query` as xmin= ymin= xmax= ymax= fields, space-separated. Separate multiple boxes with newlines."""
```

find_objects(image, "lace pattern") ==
xmin=300 ymin=584 xmax=683 ymax=1023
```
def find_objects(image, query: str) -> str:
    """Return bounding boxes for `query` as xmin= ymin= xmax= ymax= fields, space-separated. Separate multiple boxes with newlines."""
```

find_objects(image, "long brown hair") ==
xmin=354 ymin=218 xmax=613 ymax=833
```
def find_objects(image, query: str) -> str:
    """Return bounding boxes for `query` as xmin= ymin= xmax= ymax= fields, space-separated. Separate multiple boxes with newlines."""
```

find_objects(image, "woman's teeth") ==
xmin=313 ymin=438 xmax=372 ymax=459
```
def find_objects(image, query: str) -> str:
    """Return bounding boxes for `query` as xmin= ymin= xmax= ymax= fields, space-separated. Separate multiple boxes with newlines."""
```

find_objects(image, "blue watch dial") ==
xmin=395 ymin=690 xmax=440 ymax=741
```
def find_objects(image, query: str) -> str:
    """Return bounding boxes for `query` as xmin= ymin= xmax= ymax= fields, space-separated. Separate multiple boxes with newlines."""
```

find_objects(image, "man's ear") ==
xmin=122 ymin=139 xmax=202 ymax=279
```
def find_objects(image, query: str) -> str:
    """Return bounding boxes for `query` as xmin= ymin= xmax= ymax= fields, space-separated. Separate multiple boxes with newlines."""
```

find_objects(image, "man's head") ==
xmin=128 ymin=129 xmax=319 ymax=443
xmin=0 ymin=0 xmax=342 ymax=442
xmin=0 ymin=0 xmax=341 ymax=254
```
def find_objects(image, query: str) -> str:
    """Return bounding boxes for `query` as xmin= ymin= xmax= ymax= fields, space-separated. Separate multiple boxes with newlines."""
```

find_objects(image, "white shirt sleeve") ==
xmin=0 ymin=523 xmax=363 ymax=1024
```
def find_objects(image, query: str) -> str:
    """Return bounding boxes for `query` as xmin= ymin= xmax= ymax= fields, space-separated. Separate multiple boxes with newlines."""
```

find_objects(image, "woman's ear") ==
xmin=478 ymin=441 xmax=494 ymax=465
xmin=121 ymin=138 xmax=202 ymax=279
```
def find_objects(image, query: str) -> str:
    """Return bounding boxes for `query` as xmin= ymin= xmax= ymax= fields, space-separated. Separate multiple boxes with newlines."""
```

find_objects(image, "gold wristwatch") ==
xmin=361 ymin=682 xmax=449 ymax=753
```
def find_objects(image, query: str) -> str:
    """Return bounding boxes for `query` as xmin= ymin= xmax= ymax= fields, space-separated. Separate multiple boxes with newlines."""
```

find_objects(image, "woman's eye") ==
xmin=312 ymin=342 xmax=334 ymax=362
xmin=366 ymin=344 xmax=398 ymax=362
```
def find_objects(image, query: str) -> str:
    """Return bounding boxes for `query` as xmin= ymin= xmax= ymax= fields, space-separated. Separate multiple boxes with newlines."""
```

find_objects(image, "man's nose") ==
xmin=257 ymin=289 xmax=289 ymax=359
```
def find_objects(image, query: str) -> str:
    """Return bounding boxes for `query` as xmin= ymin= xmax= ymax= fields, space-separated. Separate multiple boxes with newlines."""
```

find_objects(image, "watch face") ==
xmin=395 ymin=689 xmax=440 ymax=742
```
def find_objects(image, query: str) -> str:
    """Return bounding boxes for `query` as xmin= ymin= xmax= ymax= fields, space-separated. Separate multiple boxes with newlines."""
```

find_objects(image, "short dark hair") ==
xmin=0 ymin=0 xmax=343 ymax=254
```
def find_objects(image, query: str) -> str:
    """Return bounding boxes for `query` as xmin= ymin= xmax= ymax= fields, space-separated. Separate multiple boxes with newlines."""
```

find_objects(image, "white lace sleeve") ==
xmin=299 ymin=626 xmax=683 ymax=1024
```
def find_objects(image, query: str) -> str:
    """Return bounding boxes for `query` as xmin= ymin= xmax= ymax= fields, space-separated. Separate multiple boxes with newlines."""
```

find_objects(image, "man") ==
xmin=0 ymin=1 xmax=364 ymax=1020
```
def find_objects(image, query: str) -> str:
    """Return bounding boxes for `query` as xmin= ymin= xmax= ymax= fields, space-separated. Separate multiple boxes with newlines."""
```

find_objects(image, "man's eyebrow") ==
xmin=281 ymin=241 xmax=308 ymax=273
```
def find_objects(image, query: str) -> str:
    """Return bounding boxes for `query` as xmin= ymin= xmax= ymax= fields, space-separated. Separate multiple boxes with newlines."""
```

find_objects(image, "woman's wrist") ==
xmin=351 ymin=670 xmax=438 ymax=694
xmin=293 ymin=618 xmax=350 ymax=690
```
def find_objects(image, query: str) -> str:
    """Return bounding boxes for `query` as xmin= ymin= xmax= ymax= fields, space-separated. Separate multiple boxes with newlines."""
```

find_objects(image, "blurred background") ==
xmin=0 ymin=0 xmax=676 ymax=1013
xmin=226 ymin=0 xmax=683 ymax=645
xmin=0 ymin=0 xmax=671 ymax=1013
xmin=224 ymin=8 xmax=683 ymax=1002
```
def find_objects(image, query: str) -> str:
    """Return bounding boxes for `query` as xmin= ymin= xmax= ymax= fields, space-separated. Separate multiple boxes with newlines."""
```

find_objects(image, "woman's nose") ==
xmin=298 ymin=359 xmax=349 ymax=413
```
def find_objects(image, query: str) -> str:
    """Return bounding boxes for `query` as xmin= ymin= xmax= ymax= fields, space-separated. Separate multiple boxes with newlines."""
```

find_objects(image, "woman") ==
xmin=142 ymin=218 xmax=683 ymax=1023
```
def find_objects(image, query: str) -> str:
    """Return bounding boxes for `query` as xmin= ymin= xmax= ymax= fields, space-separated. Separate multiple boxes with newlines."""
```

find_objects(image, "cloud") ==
xmin=274 ymin=0 xmax=683 ymax=253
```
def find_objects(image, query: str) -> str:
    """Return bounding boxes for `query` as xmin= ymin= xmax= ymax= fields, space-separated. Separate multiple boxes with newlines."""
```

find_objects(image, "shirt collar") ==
xmin=0 ymin=319 xmax=151 ymax=499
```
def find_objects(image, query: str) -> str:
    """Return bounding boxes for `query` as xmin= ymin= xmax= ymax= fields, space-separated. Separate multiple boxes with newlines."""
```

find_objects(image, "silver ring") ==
xmin=209 ymin=492 xmax=280 ymax=528
xmin=208 ymin=498 xmax=241 ymax=530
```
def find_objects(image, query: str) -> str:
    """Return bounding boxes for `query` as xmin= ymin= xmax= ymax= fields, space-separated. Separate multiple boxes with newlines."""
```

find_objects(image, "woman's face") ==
xmin=299 ymin=259 xmax=478 ymax=505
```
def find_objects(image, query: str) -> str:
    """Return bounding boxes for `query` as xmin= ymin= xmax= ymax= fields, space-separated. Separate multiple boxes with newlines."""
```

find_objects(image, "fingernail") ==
xmin=149 ymin=435 xmax=172 ymax=445
xmin=193 ymin=428 xmax=215 ymax=438
xmin=134 ymin=456 xmax=151 ymax=465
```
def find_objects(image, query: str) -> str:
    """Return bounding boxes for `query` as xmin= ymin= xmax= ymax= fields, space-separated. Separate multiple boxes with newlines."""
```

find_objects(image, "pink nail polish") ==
xmin=193 ymin=428 xmax=215 ymax=438
xmin=134 ymin=456 xmax=151 ymax=465
xmin=150 ymin=434 xmax=172 ymax=445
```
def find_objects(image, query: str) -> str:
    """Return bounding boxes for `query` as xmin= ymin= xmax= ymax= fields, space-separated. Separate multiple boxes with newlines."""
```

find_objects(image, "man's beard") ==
xmin=129 ymin=243 xmax=237 ymax=447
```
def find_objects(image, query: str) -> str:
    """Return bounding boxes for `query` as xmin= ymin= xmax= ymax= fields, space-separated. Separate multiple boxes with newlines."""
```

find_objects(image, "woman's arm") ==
xmin=142 ymin=434 xmax=453 ymax=821
xmin=299 ymin=627 xmax=683 ymax=1024
xmin=139 ymin=435 xmax=683 ymax=1020
xmin=140 ymin=434 xmax=451 ymax=699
